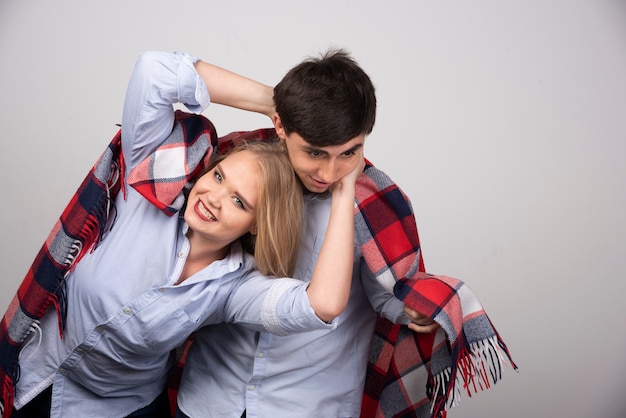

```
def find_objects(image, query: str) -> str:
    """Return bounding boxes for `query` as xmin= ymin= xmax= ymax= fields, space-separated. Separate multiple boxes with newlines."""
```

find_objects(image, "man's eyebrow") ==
xmin=302 ymin=143 xmax=364 ymax=155
xmin=216 ymin=162 xmax=254 ymax=210
xmin=342 ymin=143 xmax=364 ymax=154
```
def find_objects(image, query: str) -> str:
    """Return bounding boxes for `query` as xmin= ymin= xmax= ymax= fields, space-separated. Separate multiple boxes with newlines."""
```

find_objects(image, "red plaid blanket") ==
xmin=0 ymin=112 xmax=515 ymax=418
xmin=354 ymin=164 xmax=517 ymax=417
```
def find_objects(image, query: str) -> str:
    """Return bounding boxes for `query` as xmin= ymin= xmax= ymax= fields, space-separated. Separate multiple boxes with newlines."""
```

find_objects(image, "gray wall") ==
xmin=1 ymin=1 xmax=625 ymax=417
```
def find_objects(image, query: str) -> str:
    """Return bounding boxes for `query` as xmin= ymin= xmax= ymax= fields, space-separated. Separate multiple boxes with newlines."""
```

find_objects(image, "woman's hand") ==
xmin=329 ymin=149 xmax=365 ymax=196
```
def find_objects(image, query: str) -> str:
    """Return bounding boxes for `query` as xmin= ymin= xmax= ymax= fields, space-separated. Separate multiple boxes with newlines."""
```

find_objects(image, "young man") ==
xmin=175 ymin=49 xmax=437 ymax=418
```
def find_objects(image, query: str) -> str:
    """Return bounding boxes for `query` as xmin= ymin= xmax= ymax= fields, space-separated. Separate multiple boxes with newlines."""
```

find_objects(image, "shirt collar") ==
xmin=180 ymin=221 xmax=249 ymax=281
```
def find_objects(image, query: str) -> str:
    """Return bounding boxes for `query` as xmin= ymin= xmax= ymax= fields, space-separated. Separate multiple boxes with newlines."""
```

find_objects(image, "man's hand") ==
xmin=404 ymin=305 xmax=439 ymax=333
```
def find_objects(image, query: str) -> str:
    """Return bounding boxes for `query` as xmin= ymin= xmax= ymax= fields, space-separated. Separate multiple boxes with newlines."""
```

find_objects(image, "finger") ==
xmin=403 ymin=305 xmax=429 ymax=322
xmin=407 ymin=322 xmax=439 ymax=334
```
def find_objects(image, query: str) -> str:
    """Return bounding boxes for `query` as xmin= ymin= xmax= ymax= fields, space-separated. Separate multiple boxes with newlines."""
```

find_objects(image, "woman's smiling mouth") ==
xmin=195 ymin=200 xmax=217 ymax=222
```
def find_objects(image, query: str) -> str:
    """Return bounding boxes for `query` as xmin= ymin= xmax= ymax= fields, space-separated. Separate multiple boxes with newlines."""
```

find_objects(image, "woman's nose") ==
xmin=206 ymin=189 xmax=225 ymax=207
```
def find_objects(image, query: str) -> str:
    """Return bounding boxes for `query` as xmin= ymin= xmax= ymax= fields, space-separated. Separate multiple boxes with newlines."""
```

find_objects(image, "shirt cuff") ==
xmin=261 ymin=279 xmax=337 ymax=336
xmin=176 ymin=52 xmax=210 ymax=113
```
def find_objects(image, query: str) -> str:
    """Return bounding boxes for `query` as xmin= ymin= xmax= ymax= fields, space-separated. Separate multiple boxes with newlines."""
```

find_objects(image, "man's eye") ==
xmin=309 ymin=151 xmax=321 ymax=157
xmin=342 ymin=151 xmax=355 ymax=157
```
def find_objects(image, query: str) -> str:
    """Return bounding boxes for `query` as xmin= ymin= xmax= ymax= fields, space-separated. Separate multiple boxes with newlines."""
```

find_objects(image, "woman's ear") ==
xmin=249 ymin=225 xmax=258 ymax=236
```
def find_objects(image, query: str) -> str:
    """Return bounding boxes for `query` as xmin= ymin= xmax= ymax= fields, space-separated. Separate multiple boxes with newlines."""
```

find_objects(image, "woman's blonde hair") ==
xmin=203 ymin=141 xmax=303 ymax=277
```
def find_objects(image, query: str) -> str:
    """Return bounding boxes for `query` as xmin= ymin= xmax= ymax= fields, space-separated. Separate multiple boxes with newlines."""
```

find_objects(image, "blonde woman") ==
xmin=8 ymin=51 xmax=360 ymax=418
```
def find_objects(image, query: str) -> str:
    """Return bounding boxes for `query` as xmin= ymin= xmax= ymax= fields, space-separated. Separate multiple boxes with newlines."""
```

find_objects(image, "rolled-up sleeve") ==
xmin=360 ymin=257 xmax=410 ymax=325
xmin=223 ymin=273 xmax=337 ymax=336
xmin=121 ymin=50 xmax=210 ymax=169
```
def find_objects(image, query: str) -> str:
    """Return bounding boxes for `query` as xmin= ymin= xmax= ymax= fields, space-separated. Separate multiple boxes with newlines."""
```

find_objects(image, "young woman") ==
xmin=7 ymin=51 xmax=361 ymax=418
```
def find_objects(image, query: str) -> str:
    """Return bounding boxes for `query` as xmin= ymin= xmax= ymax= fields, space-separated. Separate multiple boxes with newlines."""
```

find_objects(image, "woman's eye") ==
xmin=233 ymin=197 xmax=244 ymax=209
xmin=214 ymin=172 xmax=223 ymax=182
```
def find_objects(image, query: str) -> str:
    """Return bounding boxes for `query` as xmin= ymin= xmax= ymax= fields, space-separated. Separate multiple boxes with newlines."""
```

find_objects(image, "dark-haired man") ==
xmin=177 ymin=49 xmax=436 ymax=417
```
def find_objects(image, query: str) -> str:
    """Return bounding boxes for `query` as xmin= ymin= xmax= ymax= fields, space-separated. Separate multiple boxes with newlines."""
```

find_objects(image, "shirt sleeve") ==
xmin=359 ymin=258 xmax=410 ymax=325
xmin=223 ymin=272 xmax=337 ymax=336
xmin=121 ymin=50 xmax=210 ymax=169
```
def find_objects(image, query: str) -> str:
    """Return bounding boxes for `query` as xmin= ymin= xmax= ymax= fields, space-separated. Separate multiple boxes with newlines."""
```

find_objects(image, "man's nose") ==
xmin=318 ymin=159 xmax=338 ymax=183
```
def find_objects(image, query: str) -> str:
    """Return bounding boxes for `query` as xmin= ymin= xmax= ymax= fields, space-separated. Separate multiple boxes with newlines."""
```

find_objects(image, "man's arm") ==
xmin=360 ymin=261 xmax=438 ymax=333
xmin=355 ymin=161 xmax=439 ymax=333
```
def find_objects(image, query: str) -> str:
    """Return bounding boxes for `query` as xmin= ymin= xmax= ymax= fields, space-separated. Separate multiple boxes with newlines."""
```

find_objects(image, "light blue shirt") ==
xmin=178 ymin=192 xmax=410 ymax=417
xmin=14 ymin=51 xmax=334 ymax=418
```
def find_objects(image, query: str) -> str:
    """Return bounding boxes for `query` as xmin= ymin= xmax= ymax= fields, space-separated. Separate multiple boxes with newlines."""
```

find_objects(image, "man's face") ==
xmin=281 ymin=130 xmax=365 ymax=193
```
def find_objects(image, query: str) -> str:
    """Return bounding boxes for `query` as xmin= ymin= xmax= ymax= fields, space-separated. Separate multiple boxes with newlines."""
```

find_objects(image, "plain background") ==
xmin=1 ymin=1 xmax=625 ymax=417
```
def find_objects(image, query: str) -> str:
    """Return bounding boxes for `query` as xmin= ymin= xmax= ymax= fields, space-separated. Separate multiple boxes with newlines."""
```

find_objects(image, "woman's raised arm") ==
xmin=194 ymin=60 xmax=275 ymax=119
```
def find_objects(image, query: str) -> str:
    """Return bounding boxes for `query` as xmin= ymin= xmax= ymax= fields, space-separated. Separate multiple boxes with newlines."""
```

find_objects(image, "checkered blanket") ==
xmin=354 ymin=164 xmax=517 ymax=417
xmin=0 ymin=112 xmax=515 ymax=418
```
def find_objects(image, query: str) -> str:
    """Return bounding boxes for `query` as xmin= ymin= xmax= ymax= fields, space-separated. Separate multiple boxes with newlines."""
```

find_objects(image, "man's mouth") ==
xmin=195 ymin=200 xmax=217 ymax=221
xmin=310 ymin=177 xmax=329 ymax=188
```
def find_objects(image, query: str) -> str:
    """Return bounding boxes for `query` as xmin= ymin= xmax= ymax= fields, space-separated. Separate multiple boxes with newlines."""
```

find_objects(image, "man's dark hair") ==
xmin=274 ymin=48 xmax=376 ymax=147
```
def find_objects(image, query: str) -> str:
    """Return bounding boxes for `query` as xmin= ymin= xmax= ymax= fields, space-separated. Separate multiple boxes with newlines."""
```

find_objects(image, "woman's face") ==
xmin=184 ymin=150 xmax=259 ymax=248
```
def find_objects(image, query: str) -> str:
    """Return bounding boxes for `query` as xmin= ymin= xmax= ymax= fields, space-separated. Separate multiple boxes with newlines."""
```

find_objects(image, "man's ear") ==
xmin=273 ymin=114 xmax=287 ymax=141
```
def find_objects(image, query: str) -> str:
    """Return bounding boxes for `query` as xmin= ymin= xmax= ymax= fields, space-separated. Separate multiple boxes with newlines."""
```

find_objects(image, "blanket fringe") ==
xmin=53 ymin=160 xmax=120 ymax=334
xmin=2 ymin=372 xmax=15 ymax=418
xmin=430 ymin=335 xmax=515 ymax=416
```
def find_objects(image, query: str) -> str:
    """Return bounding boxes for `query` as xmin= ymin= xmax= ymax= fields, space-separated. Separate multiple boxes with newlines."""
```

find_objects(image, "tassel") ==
xmin=430 ymin=335 xmax=515 ymax=416
xmin=2 ymin=370 xmax=16 ymax=418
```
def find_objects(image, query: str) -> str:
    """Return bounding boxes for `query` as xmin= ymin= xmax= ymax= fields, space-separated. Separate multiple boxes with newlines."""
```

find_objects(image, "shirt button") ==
xmin=124 ymin=308 xmax=132 ymax=315
xmin=248 ymin=385 xmax=255 ymax=391
xmin=59 ymin=368 xmax=67 ymax=375
xmin=160 ymin=288 xmax=166 ymax=293
xmin=97 ymin=326 xmax=105 ymax=334
xmin=178 ymin=251 xmax=185 ymax=258
xmin=257 ymin=352 xmax=264 ymax=359
xmin=76 ymin=347 xmax=83 ymax=353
